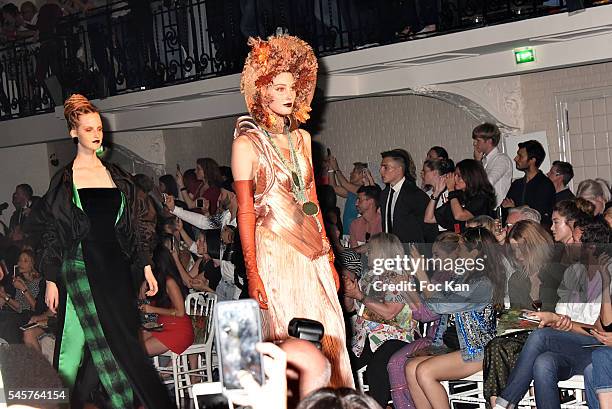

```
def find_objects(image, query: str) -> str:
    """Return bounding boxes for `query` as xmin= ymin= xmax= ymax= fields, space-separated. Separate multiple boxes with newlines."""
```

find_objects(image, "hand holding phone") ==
xmin=229 ymin=342 xmax=287 ymax=409
xmin=20 ymin=322 xmax=40 ymax=331
xmin=519 ymin=312 xmax=541 ymax=323
xmin=215 ymin=299 xmax=264 ymax=392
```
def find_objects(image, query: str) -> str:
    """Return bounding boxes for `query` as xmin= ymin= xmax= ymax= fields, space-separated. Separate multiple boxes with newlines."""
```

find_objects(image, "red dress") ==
xmin=151 ymin=306 xmax=195 ymax=355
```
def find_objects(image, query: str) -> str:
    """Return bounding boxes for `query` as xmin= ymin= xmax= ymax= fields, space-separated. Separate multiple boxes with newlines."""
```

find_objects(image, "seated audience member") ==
xmin=405 ymin=228 xmax=502 ymax=409
xmin=215 ymin=225 xmax=243 ymax=300
xmin=420 ymin=158 xmax=455 ymax=241
xmin=0 ymin=250 xmax=46 ymax=345
xmin=494 ymin=220 xmax=612 ymax=409
xmin=390 ymin=234 xmax=476 ymax=409
xmin=328 ymin=156 xmax=372 ymax=236
xmin=583 ymin=255 xmax=612 ymax=409
xmin=159 ymin=174 xmax=180 ymax=199
xmin=426 ymin=146 xmax=449 ymax=161
xmin=556 ymin=219 xmax=611 ymax=321
xmin=584 ymin=337 xmax=612 ymax=409
xmin=380 ymin=149 xmax=429 ymax=243
xmin=551 ymin=199 xmax=587 ymax=244
xmin=605 ymin=206 xmax=612 ymax=229
xmin=426 ymin=159 xmax=496 ymax=233
xmin=343 ymin=233 xmax=429 ymax=407
xmin=506 ymin=205 xmax=542 ymax=225
xmin=472 ymin=123 xmax=513 ymax=208
xmin=503 ymin=140 xmax=556 ymax=226
xmin=349 ymin=185 xmax=382 ymax=248
xmin=483 ymin=220 xmax=562 ymax=407
xmin=547 ymin=161 xmax=575 ymax=204
xmin=465 ymin=215 xmax=496 ymax=232
xmin=139 ymin=244 xmax=194 ymax=356
xmin=577 ymin=179 xmax=611 ymax=216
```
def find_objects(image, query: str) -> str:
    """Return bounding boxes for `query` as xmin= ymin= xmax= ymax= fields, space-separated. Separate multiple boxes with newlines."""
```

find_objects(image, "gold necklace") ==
xmin=263 ymin=127 xmax=320 ymax=218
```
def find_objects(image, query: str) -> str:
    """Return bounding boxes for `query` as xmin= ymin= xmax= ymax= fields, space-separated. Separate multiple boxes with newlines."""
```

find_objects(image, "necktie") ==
xmin=386 ymin=188 xmax=395 ymax=232
xmin=481 ymin=154 xmax=487 ymax=168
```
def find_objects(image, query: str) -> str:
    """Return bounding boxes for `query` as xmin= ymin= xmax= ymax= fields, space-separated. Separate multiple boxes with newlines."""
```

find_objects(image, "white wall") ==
xmin=522 ymin=61 xmax=612 ymax=183
xmin=0 ymin=144 xmax=50 ymax=226
xmin=316 ymin=95 xmax=479 ymax=175
xmin=162 ymin=95 xmax=479 ymax=180
xmin=163 ymin=116 xmax=239 ymax=174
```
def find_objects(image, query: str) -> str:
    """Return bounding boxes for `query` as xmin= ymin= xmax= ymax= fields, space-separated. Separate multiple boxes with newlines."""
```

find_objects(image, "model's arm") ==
xmin=233 ymin=134 xmax=269 ymax=308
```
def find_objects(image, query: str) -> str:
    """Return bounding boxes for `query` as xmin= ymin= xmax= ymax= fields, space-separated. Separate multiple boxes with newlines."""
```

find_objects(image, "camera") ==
xmin=288 ymin=318 xmax=324 ymax=350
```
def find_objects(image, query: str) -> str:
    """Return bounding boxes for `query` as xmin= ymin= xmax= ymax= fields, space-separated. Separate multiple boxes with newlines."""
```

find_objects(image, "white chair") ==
xmin=356 ymin=365 xmax=369 ymax=393
xmin=192 ymin=381 xmax=234 ymax=409
xmin=153 ymin=291 xmax=218 ymax=408
xmin=444 ymin=371 xmax=588 ymax=409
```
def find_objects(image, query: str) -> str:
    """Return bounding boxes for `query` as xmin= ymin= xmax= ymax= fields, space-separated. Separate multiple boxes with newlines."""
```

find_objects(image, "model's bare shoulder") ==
xmin=231 ymin=134 xmax=257 ymax=180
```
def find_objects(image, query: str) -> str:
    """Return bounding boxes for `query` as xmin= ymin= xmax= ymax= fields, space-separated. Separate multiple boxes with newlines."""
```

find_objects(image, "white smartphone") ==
xmin=20 ymin=322 xmax=40 ymax=331
xmin=215 ymin=299 xmax=264 ymax=393
xmin=519 ymin=313 xmax=541 ymax=323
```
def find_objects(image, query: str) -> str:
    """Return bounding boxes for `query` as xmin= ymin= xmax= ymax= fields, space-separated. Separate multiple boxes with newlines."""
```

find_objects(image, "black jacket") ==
xmin=25 ymin=160 xmax=156 ymax=286
xmin=380 ymin=179 xmax=430 ymax=244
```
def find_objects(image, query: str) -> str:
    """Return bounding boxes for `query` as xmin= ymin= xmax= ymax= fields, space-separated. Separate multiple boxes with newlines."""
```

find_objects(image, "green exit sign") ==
xmin=514 ymin=47 xmax=535 ymax=64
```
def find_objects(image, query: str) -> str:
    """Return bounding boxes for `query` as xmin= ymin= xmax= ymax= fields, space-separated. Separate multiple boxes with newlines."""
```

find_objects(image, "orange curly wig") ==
xmin=241 ymin=34 xmax=318 ymax=134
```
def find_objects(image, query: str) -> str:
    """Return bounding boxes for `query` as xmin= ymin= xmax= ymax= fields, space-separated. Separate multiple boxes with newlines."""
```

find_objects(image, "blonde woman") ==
xmin=343 ymin=233 xmax=433 ymax=407
xmin=483 ymin=220 xmax=562 ymax=408
xmin=577 ymin=179 xmax=611 ymax=215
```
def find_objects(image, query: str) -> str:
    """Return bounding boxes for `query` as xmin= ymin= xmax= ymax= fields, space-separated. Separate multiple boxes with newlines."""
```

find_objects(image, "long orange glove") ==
xmin=308 ymin=184 xmax=340 ymax=291
xmin=234 ymin=180 xmax=268 ymax=309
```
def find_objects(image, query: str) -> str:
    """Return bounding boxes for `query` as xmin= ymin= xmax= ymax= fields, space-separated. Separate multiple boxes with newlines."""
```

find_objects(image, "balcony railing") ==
xmin=0 ymin=0 xmax=607 ymax=121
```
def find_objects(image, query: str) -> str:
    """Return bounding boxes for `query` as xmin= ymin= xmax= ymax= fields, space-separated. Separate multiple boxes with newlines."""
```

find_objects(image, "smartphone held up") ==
xmin=214 ymin=299 xmax=264 ymax=393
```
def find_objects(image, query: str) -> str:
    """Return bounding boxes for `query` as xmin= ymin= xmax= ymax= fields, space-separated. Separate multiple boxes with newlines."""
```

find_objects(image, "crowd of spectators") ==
xmin=3 ymin=122 xmax=612 ymax=409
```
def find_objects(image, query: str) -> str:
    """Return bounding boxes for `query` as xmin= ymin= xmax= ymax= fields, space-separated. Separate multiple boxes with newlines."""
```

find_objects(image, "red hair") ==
xmin=63 ymin=94 xmax=99 ymax=131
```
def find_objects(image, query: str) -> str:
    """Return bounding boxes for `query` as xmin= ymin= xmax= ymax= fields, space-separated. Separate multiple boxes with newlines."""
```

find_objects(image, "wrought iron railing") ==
xmin=0 ymin=0 xmax=606 ymax=121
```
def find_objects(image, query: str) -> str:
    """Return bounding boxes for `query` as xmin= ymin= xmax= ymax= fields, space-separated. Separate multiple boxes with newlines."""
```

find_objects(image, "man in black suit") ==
xmin=379 ymin=149 xmax=430 ymax=244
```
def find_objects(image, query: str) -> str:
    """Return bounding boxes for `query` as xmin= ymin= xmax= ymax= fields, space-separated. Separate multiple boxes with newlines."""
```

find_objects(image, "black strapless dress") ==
xmin=56 ymin=188 xmax=173 ymax=408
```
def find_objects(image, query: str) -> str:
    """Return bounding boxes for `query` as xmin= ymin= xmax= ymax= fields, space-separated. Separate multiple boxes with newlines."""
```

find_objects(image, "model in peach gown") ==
xmin=234 ymin=116 xmax=354 ymax=388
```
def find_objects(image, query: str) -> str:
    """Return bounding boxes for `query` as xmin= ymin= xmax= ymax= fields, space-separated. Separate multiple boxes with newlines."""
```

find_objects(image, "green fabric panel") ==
xmin=57 ymin=292 xmax=85 ymax=389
